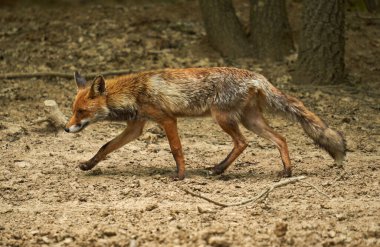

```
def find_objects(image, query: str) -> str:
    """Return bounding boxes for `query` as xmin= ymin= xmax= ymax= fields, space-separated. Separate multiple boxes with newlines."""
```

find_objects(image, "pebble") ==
xmin=14 ymin=161 xmax=32 ymax=168
xmin=274 ymin=222 xmax=288 ymax=237
xmin=145 ymin=203 xmax=158 ymax=211
xmin=207 ymin=235 xmax=230 ymax=247
xmin=328 ymin=230 xmax=336 ymax=238
xmin=102 ymin=229 xmax=117 ymax=237
xmin=336 ymin=214 xmax=346 ymax=221
xmin=41 ymin=236 xmax=50 ymax=244
xmin=322 ymin=181 xmax=332 ymax=187
xmin=197 ymin=206 xmax=215 ymax=214
xmin=63 ymin=237 xmax=74 ymax=244
xmin=129 ymin=239 xmax=137 ymax=247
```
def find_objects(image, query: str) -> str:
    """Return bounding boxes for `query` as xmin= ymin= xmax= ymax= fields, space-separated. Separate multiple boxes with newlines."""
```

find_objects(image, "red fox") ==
xmin=65 ymin=67 xmax=346 ymax=180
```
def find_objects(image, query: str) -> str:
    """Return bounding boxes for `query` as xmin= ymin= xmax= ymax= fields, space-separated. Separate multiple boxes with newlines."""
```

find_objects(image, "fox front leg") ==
xmin=79 ymin=144 xmax=107 ymax=171
xmin=79 ymin=120 xmax=146 ymax=171
xmin=159 ymin=118 xmax=185 ymax=180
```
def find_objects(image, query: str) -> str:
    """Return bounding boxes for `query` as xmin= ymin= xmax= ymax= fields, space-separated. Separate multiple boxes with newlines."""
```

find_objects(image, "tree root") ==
xmin=0 ymin=69 xmax=133 ymax=80
xmin=180 ymin=176 xmax=330 ymax=207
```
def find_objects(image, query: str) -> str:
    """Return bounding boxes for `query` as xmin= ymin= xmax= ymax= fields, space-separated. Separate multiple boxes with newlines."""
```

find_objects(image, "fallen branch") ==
xmin=181 ymin=176 xmax=322 ymax=207
xmin=32 ymin=100 xmax=67 ymax=129
xmin=299 ymin=180 xmax=331 ymax=199
xmin=0 ymin=69 xmax=132 ymax=80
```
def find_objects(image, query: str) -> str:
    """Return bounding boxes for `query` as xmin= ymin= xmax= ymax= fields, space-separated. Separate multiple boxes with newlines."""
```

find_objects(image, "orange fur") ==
xmin=65 ymin=67 xmax=346 ymax=180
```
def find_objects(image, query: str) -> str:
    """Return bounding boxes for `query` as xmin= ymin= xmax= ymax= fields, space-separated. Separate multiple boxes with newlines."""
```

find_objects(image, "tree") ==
xmin=363 ymin=0 xmax=380 ymax=13
xmin=293 ymin=0 xmax=345 ymax=84
xmin=199 ymin=0 xmax=294 ymax=60
xmin=250 ymin=0 xmax=294 ymax=61
xmin=199 ymin=0 xmax=252 ymax=58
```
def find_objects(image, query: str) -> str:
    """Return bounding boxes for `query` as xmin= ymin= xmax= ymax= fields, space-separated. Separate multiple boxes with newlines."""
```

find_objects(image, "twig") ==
xmin=0 ymin=69 xmax=133 ymax=80
xmin=181 ymin=188 xmax=230 ymax=207
xmin=299 ymin=180 xmax=331 ymax=199
xmin=180 ymin=176 xmax=307 ymax=207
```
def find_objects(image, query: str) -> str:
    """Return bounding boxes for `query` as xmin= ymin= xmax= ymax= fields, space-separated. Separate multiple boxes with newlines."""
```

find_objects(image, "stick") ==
xmin=32 ymin=100 xmax=67 ymax=129
xmin=0 ymin=69 xmax=133 ymax=80
xmin=180 ymin=176 xmax=307 ymax=207
xmin=299 ymin=180 xmax=331 ymax=199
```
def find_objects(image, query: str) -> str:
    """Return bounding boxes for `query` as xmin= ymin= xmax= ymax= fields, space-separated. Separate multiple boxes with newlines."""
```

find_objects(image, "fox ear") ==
xmin=89 ymin=75 xmax=106 ymax=97
xmin=74 ymin=71 xmax=87 ymax=89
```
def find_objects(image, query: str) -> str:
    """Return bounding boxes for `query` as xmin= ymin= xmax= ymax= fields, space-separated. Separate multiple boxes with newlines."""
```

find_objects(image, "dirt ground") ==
xmin=0 ymin=1 xmax=379 ymax=246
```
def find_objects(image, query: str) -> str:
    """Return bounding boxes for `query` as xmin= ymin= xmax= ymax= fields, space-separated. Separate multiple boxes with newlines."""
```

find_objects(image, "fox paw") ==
xmin=278 ymin=168 xmax=292 ymax=178
xmin=171 ymin=173 xmax=185 ymax=181
xmin=79 ymin=161 xmax=95 ymax=171
xmin=206 ymin=166 xmax=224 ymax=176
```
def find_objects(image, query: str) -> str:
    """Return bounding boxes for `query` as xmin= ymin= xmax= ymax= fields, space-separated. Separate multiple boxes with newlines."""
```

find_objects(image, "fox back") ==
xmin=65 ymin=67 xmax=346 ymax=180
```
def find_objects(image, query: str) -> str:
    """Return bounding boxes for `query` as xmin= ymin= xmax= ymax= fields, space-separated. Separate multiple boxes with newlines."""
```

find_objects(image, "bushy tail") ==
xmin=256 ymin=79 xmax=346 ymax=164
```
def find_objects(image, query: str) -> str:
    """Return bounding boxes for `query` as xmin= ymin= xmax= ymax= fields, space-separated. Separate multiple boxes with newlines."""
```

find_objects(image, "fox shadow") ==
xmin=82 ymin=163 xmax=293 ymax=181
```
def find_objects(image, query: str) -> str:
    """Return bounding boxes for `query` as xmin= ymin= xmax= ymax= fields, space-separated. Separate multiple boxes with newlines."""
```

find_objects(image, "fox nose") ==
xmin=64 ymin=127 xmax=70 ymax=133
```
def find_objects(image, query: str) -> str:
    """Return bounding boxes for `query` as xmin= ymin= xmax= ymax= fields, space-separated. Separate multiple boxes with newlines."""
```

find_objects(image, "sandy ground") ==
xmin=1 ymin=1 xmax=379 ymax=246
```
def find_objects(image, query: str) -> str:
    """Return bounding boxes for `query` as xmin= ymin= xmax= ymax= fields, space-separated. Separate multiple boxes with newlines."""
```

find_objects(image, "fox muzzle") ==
xmin=65 ymin=120 xmax=90 ymax=133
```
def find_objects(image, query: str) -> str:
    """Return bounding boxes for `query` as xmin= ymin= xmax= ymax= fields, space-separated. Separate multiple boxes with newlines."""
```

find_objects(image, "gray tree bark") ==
xmin=199 ymin=0 xmax=252 ymax=58
xmin=250 ymin=0 xmax=294 ymax=61
xmin=293 ymin=0 xmax=345 ymax=84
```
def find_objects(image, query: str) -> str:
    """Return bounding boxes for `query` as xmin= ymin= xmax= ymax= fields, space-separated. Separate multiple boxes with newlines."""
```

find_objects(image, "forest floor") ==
xmin=0 ymin=1 xmax=379 ymax=246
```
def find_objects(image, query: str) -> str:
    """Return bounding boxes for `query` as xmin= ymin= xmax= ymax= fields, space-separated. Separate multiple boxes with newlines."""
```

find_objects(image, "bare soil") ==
xmin=0 ymin=1 xmax=379 ymax=246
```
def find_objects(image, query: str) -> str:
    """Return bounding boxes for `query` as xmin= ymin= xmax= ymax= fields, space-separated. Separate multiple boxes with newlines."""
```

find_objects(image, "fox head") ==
xmin=64 ymin=72 xmax=109 ymax=133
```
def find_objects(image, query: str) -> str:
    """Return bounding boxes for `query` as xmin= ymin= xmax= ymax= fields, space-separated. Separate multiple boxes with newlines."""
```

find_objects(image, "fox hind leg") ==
xmin=241 ymin=106 xmax=292 ymax=177
xmin=210 ymin=110 xmax=248 ymax=175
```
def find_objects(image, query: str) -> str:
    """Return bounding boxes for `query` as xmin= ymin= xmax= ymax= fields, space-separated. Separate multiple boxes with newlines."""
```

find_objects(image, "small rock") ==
xmin=197 ymin=206 xmax=215 ymax=214
xmin=100 ymin=210 xmax=110 ymax=217
xmin=320 ymin=204 xmax=332 ymax=209
xmin=41 ymin=236 xmax=50 ymax=244
xmin=145 ymin=203 xmax=158 ymax=211
xmin=207 ymin=235 xmax=230 ymax=247
xmin=103 ymin=229 xmax=117 ymax=237
xmin=336 ymin=214 xmax=346 ymax=221
xmin=62 ymin=237 xmax=74 ymax=244
xmin=14 ymin=161 xmax=32 ymax=168
xmin=274 ymin=222 xmax=288 ymax=237
xmin=167 ymin=216 xmax=175 ymax=221
xmin=328 ymin=230 xmax=336 ymax=238
xmin=341 ymin=97 xmax=352 ymax=102
xmin=129 ymin=239 xmax=137 ymax=247
xmin=130 ymin=180 xmax=140 ymax=188
xmin=78 ymin=196 xmax=87 ymax=202
xmin=322 ymin=181 xmax=332 ymax=187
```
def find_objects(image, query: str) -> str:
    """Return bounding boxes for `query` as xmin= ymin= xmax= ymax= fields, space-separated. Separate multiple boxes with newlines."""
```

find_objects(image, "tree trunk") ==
xmin=250 ymin=0 xmax=294 ymax=61
xmin=293 ymin=0 xmax=345 ymax=85
xmin=199 ymin=0 xmax=252 ymax=58
xmin=364 ymin=0 xmax=380 ymax=12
